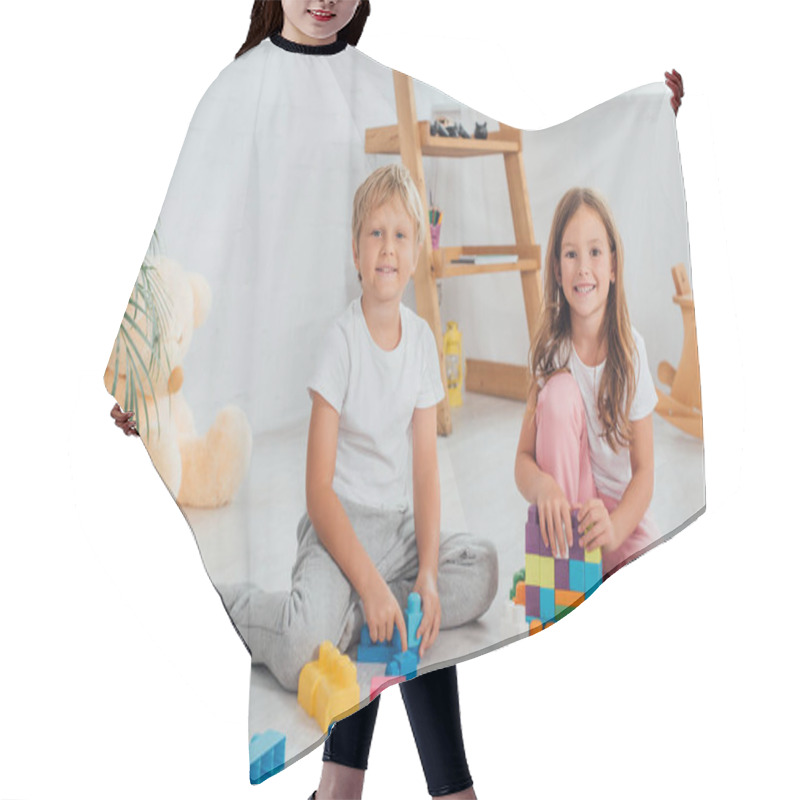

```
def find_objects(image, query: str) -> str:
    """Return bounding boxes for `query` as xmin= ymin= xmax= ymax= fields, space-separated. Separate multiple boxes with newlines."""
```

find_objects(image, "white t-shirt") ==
xmin=567 ymin=327 xmax=658 ymax=500
xmin=307 ymin=297 xmax=445 ymax=510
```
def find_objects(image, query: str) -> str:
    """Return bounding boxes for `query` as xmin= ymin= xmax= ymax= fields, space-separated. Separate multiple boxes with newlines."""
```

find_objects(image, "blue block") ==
xmin=405 ymin=592 xmax=423 ymax=650
xmin=539 ymin=587 xmax=555 ymax=623
xmin=569 ymin=559 xmax=585 ymax=592
xmin=386 ymin=648 xmax=419 ymax=679
xmin=390 ymin=592 xmax=424 ymax=654
xmin=584 ymin=562 xmax=602 ymax=593
xmin=358 ymin=641 xmax=394 ymax=663
xmin=249 ymin=730 xmax=286 ymax=784
xmin=357 ymin=624 xmax=395 ymax=663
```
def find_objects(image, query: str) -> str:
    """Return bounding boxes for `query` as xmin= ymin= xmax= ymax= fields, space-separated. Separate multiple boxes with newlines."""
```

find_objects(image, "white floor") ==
xmin=183 ymin=391 xmax=705 ymax=771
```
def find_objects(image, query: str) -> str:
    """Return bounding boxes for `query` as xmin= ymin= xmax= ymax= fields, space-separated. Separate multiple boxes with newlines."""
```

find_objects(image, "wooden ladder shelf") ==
xmin=365 ymin=71 xmax=542 ymax=435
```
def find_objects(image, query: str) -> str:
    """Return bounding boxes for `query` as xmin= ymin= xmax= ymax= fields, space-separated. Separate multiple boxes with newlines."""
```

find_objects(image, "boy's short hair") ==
xmin=352 ymin=164 xmax=427 ymax=255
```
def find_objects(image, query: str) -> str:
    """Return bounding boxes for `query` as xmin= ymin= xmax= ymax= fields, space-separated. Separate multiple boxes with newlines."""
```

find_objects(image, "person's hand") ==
xmin=536 ymin=474 xmax=573 ymax=557
xmin=412 ymin=569 xmax=441 ymax=657
xmin=577 ymin=498 xmax=619 ymax=553
xmin=111 ymin=403 xmax=138 ymax=436
xmin=665 ymin=69 xmax=683 ymax=116
xmin=361 ymin=575 xmax=407 ymax=650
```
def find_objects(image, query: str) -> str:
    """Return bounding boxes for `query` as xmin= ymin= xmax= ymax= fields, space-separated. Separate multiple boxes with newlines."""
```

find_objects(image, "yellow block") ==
xmin=538 ymin=556 xmax=555 ymax=590
xmin=585 ymin=546 xmax=602 ymax=564
xmin=525 ymin=553 xmax=540 ymax=586
xmin=298 ymin=641 xmax=360 ymax=731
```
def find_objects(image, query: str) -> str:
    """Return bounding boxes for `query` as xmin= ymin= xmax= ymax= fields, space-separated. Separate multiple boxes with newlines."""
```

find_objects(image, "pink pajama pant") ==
xmin=534 ymin=371 xmax=658 ymax=577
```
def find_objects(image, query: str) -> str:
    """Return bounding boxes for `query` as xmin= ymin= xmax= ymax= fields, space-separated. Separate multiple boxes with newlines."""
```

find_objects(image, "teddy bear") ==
xmin=104 ymin=254 xmax=252 ymax=508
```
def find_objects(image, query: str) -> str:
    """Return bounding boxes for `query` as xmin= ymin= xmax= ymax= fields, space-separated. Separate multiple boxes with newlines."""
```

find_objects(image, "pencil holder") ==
xmin=430 ymin=222 xmax=441 ymax=250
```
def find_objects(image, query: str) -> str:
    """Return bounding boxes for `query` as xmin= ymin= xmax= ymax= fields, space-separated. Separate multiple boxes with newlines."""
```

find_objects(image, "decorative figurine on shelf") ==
xmin=430 ymin=119 xmax=449 ymax=137
xmin=429 ymin=114 xmax=472 ymax=138
xmin=429 ymin=205 xmax=442 ymax=250
xmin=474 ymin=121 xmax=488 ymax=140
xmin=444 ymin=321 xmax=464 ymax=408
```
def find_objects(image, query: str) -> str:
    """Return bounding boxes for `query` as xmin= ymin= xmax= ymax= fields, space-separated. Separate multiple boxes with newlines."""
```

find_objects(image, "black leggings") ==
xmin=323 ymin=665 xmax=473 ymax=797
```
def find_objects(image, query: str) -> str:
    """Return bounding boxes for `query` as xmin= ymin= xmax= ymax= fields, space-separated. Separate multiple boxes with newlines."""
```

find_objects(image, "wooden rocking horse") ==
xmin=655 ymin=263 xmax=703 ymax=439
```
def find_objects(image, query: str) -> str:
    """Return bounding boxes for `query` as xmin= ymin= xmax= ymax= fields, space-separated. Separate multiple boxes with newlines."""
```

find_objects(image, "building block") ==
xmin=525 ymin=583 xmax=540 ymax=618
xmin=358 ymin=592 xmax=423 ymax=664
xmin=386 ymin=648 xmax=419 ymax=679
xmin=555 ymin=589 xmax=583 ymax=608
xmin=529 ymin=618 xmax=543 ymax=634
xmin=514 ymin=580 xmax=525 ymax=605
xmin=539 ymin=556 xmax=555 ymax=590
xmin=525 ymin=553 xmax=540 ymax=589
xmin=539 ymin=587 xmax=555 ymax=623
xmin=585 ymin=546 xmax=602 ymax=564
xmin=554 ymin=604 xmax=568 ymax=620
xmin=554 ymin=558 xmax=570 ymax=589
xmin=585 ymin=562 xmax=602 ymax=593
xmin=357 ymin=625 xmax=394 ymax=663
xmin=509 ymin=567 xmax=526 ymax=601
xmin=298 ymin=641 xmax=359 ymax=732
xmin=393 ymin=592 xmax=423 ymax=651
xmin=249 ymin=729 xmax=286 ymax=784
xmin=569 ymin=559 xmax=585 ymax=592
xmin=525 ymin=508 xmax=541 ymax=554
xmin=370 ymin=674 xmax=406 ymax=701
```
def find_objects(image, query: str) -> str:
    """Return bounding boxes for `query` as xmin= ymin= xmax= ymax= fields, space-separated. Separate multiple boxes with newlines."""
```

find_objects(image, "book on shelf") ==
xmin=449 ymin=254 xmax=519 ymax=265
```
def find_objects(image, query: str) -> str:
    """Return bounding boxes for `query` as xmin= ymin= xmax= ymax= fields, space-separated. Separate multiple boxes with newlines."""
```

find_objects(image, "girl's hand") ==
xmin=111 ymin=403 xmax=138 ymax=436
xmin=577 ymin=499 xmax=619 ymax=553
xmin=537 ymin=474 xmax=573 ymax=558
xmin=361 ymin=575 xmax=407 ymax=650
xmin=412 ymin=569 xmax=441 ymax=657
xmin=665 ymin=69 xmax=684 ymax=116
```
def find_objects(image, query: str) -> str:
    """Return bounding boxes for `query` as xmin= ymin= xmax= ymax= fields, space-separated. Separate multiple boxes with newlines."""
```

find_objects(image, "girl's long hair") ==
xmin=235 ymin=1 xmax=371 ymax=59
xmin=529 ymin=188 xmax=636 ymax=452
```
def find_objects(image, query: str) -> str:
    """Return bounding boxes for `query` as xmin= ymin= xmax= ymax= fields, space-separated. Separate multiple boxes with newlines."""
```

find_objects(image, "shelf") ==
xmin=432 ymin=245 xmax=541 ymax=278
xmin=365 ymin=122 xmax=521 ymax=158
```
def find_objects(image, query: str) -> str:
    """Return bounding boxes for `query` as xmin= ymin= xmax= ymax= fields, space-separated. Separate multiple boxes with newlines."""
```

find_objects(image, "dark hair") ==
xmin=235 ymin=1 xmax=371 ymax=59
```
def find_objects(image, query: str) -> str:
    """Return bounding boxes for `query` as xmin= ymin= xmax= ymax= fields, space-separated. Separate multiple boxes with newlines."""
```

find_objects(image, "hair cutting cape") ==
xmin=104 ymin=33 xmax=704 ymax=783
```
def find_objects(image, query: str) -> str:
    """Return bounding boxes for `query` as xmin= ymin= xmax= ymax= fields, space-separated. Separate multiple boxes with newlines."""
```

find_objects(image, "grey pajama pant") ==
xmin=219 ymin=496 xmax=499 ymax=691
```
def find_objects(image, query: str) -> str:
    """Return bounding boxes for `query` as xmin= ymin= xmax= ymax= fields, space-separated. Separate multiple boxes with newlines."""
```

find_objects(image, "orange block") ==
xmin=514 ymin=580 xmax=525 ymax=605
xmin=529 ymin=618 xmax=543 ymax=634
xmin=554 ymin=589 xmax=584 ymax=609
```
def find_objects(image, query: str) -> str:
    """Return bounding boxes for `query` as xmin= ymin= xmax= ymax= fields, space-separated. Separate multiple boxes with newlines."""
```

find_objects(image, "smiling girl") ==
xmin=515 ymin=187 xmax=660 ymax=578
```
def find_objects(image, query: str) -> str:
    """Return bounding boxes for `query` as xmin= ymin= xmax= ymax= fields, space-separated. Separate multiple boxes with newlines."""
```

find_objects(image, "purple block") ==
xmin=554 ymin=558 xmax=570 ymax=589
xmin=568 ymin=510 xmax=583 ymax=559
xmin=525 ymin=584 xmax=540 ymax=618
xmin=525 ymin=507 xmax=541 ymax=555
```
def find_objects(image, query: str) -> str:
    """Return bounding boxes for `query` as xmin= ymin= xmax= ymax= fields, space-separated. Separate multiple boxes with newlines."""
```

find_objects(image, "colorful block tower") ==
xmin=298 ymin=641 xmax=360 ymax=732
xmin=525 ymin=505 xmax=603 ymax=633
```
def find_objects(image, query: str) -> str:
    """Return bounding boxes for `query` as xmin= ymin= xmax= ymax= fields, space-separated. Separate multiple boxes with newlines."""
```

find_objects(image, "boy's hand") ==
xmin=577 ymin=499 xmax=619 ymax=553
xmin=537 ymin=474 xmax=573 ymax=558
xmin=412 ymin=570 xmax=441 ymax=657
xmin=362 ymin=575 xmax=407 ymax=650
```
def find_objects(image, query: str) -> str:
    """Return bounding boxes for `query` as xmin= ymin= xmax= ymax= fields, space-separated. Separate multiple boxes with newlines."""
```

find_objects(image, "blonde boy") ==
xmin=222 ymin=165 xmax=498 ymax=691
